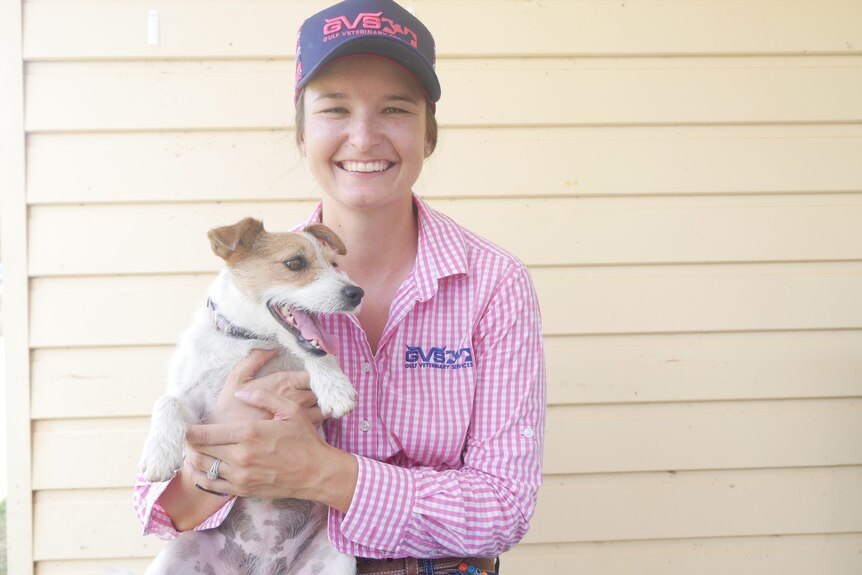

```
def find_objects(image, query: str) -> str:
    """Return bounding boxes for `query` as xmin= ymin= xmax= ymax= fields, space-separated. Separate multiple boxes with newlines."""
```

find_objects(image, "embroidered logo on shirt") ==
xmin=404 ymin=345 xmax=474 ymax=370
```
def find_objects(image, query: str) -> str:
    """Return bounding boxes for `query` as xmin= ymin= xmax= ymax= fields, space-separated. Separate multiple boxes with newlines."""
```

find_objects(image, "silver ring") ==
xmin=207 ymin=458 xmax=222 ymax=481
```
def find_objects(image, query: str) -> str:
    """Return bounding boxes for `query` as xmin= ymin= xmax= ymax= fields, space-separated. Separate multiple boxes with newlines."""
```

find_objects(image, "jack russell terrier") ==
xmin=139 ymin=217 xmax=360 ymax=575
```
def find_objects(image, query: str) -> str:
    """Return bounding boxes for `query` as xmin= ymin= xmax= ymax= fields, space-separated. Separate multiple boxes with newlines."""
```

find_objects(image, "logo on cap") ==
xmin=322 ymin=11 xmax=418 ymax=48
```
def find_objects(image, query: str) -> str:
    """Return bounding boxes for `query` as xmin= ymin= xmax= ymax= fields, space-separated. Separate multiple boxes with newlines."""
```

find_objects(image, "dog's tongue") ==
xmin=292 ymin=310 xmax=339 ymax=356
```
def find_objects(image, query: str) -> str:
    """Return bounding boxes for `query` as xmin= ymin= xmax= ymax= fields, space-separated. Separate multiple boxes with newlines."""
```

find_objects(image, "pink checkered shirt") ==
xmin=134 ymin=195 xmax=546 ymax=558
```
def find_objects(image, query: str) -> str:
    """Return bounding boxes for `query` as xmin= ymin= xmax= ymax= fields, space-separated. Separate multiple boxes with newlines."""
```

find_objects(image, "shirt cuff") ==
xmin=137 ymin=471 xmax=237 ymax=539
xmin=336 ymin=455 xmax=416 ymax=554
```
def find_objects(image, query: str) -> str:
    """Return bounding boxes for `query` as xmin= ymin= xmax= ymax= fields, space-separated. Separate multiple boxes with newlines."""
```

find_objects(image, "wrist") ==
xmin=307 ymin=444 xmax=357 ymax=514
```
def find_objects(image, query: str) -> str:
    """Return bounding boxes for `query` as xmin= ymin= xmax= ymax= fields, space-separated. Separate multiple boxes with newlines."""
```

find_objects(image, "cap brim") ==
xmin=297 ymin=36 xmax=441 ymax=102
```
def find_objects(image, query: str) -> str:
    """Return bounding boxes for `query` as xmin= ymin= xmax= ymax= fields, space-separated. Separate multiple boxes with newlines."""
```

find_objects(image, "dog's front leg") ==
xmin=139 ymin=394 xmax=197 ymax=482
xmin=303 ymin=355 xmax=356 ymax=419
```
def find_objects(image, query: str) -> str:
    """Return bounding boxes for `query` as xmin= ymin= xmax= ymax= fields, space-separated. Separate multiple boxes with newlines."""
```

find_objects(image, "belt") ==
xmin=356 ymin=557 xmax=498 ymax=575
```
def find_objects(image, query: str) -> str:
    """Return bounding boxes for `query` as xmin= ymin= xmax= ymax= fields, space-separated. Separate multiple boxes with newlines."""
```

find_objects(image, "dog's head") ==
xmin=208 ymin=217 xmax=363 ymax=356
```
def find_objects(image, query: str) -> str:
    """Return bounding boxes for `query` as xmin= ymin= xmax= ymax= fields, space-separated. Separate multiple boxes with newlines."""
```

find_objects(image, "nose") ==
xmin=342 ymin=285 xmax=364 ymax=307
xmin=349 ymin=113 xmax=381 ymax=151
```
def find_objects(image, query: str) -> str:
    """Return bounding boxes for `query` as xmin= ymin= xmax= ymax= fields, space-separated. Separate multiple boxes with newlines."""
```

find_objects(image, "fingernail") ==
xmin=235 ymin=390 xmax=251 ymax=399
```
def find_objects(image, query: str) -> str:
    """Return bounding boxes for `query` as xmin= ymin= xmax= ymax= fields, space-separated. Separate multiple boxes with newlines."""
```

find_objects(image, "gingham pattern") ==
xmin=134 ymin=196 xmax=546 ymax=558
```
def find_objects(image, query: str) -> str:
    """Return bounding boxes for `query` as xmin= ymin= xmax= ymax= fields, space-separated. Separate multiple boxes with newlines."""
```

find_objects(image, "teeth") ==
xmin=310 ymin=339 xmax=321 ymax=349
xmin=279 ymin=308 xmax=297 ymax=327
xmin=341 ymin=161 xmax=390 ymax=173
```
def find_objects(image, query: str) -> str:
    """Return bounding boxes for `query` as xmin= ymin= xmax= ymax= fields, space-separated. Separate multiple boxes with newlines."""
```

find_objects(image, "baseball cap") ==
xmin=295 ymin=0 xmax=441 ymax=103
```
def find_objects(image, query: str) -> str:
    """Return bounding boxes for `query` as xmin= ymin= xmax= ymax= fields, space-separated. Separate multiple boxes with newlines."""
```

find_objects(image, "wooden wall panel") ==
xmin=31 ymin=347 xmax=173 ymax=420
xmin=32 ymin=467 xmax=862 ymax=559
xmin=27 ymin=195 xmax=862 ymax=275
xmin=544 ymin=331 xmax=862 ymax=405
xmin=27 ymin=263 xmax=862 ymax=347
xmin=31 ymin=398 xmax=862 ymax=489
xmin=543 ymin=399 xmax=862 ymax=474
xmin=27 ymin=125 xmax=862 ymax=205
xmin=23 ymin=0 xmax=862 ymax=60
xmin=15 ymin=0 xmax=862 ymax=572
xmin=525 ymin=467 xmax=862 ymax=544
xmin=25 ymin=57 xmax=862 ymax=132
xmin=29 ymin=331 xmax=862 ymax=422
xmin=502 ymin=534 xmax=862 ymax=574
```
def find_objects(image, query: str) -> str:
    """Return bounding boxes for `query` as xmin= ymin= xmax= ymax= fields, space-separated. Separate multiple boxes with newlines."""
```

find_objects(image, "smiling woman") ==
xmin=132 ymin=1 xmax=546 ymax=574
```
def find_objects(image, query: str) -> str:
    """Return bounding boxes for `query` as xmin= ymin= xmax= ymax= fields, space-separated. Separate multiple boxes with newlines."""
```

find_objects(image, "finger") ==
xmin=305 ymin=404 xmax=326 ymax=426
xmin=187 ymin=421 xmax=251 ymax=447
xmin=244 ymin=370 xmax=311 ymax=395
xmin=234 ymin=388 xmax=299 ymax=416
xmin=227 ymin=348 xmax=279 ymax=386
xmin=186 ymin=459 xmax=234 ymax=497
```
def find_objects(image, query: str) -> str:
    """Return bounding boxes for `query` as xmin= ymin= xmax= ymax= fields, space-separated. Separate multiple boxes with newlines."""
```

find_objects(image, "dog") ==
xmin=139 ymin=217 xmax=361 ymax=575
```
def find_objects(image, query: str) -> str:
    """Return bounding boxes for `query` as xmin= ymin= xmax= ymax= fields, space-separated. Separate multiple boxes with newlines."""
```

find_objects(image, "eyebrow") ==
xmin=313 ymin=92 xmax=420 ymax=105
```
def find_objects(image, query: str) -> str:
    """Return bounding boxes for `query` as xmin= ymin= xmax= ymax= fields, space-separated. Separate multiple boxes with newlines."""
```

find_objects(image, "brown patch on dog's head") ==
xmin=304 ymin=224 xmax=347 ymax=256
xmin=208 ymin=219 xmax=351 ymax=300
xmin=208 ymin=218 xmax=265 ymax=266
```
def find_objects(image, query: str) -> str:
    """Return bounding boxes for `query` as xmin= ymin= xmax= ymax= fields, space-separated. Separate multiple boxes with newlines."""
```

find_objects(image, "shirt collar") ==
xmin=302 ymin=194 xmax=469 ymax=301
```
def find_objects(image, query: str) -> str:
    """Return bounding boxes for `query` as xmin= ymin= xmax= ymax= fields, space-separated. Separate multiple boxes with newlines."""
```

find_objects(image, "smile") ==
xmin=338 ymin=160 xmax=393 ymax=173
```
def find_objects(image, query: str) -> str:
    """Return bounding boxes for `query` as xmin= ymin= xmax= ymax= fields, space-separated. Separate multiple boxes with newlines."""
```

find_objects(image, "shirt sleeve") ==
xmin=133 ymin=471 xmax=237 ymax=540
xmin=333 ymin=264 xmax=546 ymax=557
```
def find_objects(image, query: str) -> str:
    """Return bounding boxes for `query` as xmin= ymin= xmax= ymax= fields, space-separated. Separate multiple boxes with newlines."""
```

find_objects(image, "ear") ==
xmin=304 ymin=223 xmax=347 ymax=256
xmin=208 ymin=218 xmax=265 ymax=262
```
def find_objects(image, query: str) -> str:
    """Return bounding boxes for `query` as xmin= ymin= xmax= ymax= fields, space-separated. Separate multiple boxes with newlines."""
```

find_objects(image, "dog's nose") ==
xmin=342 ymin=285 xmax=364 ymax=306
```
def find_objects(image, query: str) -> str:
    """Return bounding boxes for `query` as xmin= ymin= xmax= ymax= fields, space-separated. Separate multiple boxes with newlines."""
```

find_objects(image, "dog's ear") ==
xmin=304 ymin=224 xmax=347 ymax=256
xmin=208 ymin=218 xmax=265 ymax=263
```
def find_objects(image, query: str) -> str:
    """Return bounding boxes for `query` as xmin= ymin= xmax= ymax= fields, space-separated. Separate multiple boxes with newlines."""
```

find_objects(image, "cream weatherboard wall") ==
xmin=2 ymin=0 xmax=862 ymax=573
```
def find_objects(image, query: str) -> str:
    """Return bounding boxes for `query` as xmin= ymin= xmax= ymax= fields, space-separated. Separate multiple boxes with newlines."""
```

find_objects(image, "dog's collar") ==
xmin=206 ymin=298 xmax=274 ymax=342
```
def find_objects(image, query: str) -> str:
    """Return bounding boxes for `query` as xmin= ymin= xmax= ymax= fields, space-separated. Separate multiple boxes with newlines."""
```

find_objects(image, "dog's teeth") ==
xmin=310 ymin=339 xmax=321 ymax=348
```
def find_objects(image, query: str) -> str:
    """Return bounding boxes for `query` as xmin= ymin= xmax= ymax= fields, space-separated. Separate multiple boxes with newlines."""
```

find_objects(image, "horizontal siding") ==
xmin=502 ymin=534 xmax=862 ymax=574
xmin=17 ymin=0 xmax=862 ymax=572
xmin=526 ymin=466 xmax=862 ymax=544
xmin=22 ymin=0 xmax=862 ymax=59
xmin=27 ymin=263 xmax=862 ymax=347
xmin=36 ymin=558 xmax=153 ymax=575
xmin=31 ymin=398 xmax=862 ymax=489
xmin=32 ymin=467 xmax=862 ymax=559
xmin=24 ymin=57 xmax=862 ymax=132
xmin=33 ymin=536 xmax=862 ymax=575
xmin=544 ymin=330 xmax=862 ymax=404
xmin=27 ymin=195 xmax=862 ymax=274
xmin=27 ymin=125 xmax=862 ymax=205
xmin=29 ymin=330 xmax=862 ymax=421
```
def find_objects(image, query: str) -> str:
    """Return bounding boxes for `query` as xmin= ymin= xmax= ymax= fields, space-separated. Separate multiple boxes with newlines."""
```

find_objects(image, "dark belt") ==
xmin=356 ymin=556 xmax=498 ymax=575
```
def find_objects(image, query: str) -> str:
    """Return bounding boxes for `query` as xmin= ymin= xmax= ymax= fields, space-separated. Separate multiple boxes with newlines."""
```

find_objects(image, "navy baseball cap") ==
xmin=295 ymin=0 xmax=441 ymax=103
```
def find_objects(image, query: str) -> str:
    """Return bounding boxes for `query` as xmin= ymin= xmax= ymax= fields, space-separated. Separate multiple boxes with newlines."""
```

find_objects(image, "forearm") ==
xmin=332 ymin=456 xmax=540 ymax=558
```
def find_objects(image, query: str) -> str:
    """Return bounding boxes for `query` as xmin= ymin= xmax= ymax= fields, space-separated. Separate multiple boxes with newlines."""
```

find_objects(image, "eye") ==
xmin=283 ymin=256 xmax=307 ymax=271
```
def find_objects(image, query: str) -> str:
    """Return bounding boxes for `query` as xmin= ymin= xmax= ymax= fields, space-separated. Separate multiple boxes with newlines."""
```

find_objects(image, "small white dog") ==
xmin=139 ymin=217 xmax=360 ymax=575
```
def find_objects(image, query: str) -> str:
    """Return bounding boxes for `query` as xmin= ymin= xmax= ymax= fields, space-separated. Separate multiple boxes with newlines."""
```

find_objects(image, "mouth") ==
xmin=267 ymin=300 xmax=336 ymax=357
xmin=337 ymin=160 xmax=394 ymax=173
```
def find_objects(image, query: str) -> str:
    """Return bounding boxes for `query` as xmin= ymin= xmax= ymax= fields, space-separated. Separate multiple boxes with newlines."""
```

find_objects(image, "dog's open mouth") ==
xmin=267 ymin=301 xmax=338 ymax=357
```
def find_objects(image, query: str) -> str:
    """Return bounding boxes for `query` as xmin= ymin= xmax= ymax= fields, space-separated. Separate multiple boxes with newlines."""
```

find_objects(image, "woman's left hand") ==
xmin=184 ymin=388 xmax=331 ymax=501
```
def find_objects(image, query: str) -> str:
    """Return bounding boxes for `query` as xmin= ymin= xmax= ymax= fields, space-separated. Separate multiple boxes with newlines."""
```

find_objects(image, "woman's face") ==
xmin=300 ymin=55 xmax=429 ymax=213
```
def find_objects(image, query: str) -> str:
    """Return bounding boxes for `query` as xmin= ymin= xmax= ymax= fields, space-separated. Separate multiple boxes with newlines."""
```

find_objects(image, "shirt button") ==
xmin=522 ymin=427 xmax=535 ymax=438
xmin=361 ymin=362 xmax=372 ymax=373
xmin=359 ymin=420 xmax=371 ymax=432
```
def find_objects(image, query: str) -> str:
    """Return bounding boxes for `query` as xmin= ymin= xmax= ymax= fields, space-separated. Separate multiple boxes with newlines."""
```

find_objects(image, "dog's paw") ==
xmin=140 ymin=447 xmax=183 ymax=483
xmin=317 ymin=380 xmax=357 ymax=419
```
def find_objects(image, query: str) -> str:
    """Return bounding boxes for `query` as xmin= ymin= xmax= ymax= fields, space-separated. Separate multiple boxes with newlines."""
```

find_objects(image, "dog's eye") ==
xmin=283 ymin=256 xmax=306 ymax=271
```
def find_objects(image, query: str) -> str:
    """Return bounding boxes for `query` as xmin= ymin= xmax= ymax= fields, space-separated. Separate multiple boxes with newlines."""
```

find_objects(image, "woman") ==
xmin=135 ymin=0 xmax=546 ymax=572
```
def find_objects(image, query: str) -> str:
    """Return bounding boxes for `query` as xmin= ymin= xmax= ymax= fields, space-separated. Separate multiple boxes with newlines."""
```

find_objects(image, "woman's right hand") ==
xmin=206 ymin=348 xmax=326 ymax=427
